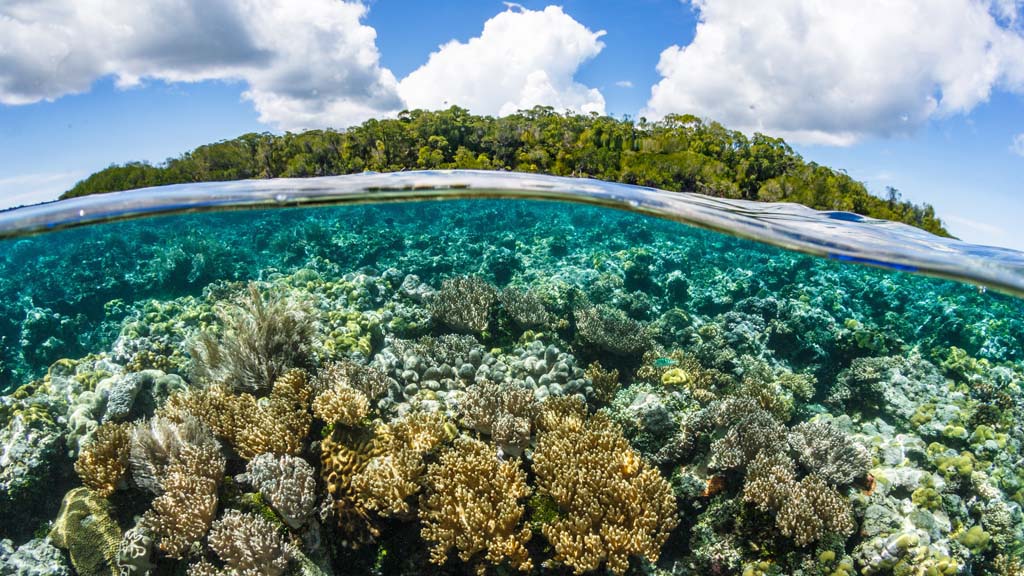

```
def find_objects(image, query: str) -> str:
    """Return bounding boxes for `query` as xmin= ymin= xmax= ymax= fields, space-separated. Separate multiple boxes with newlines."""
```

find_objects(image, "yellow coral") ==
xmin=160 ymin=369 xmax=311 ymax=460
xmin=313 ymin=385 xmax=369 ymax=426
xmin=585 ymin=361 xmax=620 ymax=404
xmin=420 ymin=437 xmax=533 ymax=575
xmin=49 ymin=487 xmax=122 ymax=576
xmin=75 ymin=422 xmax=130 ymax=497
xmin=320 ymin=426 xmax=379 ymax=541
xmin=533 ymin=411 xmax=678 ymax=575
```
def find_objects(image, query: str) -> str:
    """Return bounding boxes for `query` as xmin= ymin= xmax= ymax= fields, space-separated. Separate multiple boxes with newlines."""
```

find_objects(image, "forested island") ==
xmin=62 ymin=106 xmax=948 ymax=235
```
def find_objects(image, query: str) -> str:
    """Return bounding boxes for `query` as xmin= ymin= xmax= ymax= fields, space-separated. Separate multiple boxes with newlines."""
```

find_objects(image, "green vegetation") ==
xmin=62 ymin=106 xmax=948 ymax=235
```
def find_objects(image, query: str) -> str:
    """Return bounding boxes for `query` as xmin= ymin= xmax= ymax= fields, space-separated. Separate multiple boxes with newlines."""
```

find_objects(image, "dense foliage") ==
xmin=62 ymin=106 xmax=948 ymax=235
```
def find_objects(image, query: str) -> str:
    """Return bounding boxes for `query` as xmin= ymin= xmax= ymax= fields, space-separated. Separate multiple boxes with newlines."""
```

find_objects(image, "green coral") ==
xmin=49 ymin=488 xmax=122 ymax=576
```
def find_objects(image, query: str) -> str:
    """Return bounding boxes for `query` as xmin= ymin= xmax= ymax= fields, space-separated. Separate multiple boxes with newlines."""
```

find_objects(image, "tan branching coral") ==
xmin=75 ymin=421 xmax=130 ymax=497
xmin=743 ymin=451 xmax=855 ymax=547
xmin=207 ymin=510 xmax=292 ymax=576
xmin=420 ymin=437 xmax=533 ymax=575
xmin=143 ymin=440 xmax=225 ymax=558
xmin=312 ymin=385 xmax=369 ymax=426
xmin=191 ymin=283 xmax=315 ymax=393
xmin=585 ymin=361 xmax=620 ymax=404
xmin=129 ymin=415 xmax=220 ymax=494
xmin=536 ymin=394 xmax=589 ymax=434
xmin=314 ymin=360 xmax=389 ymax=401
xmin=429 ymin=275 xmax=498 ymax=334
xmin=160 ymin=370 xmax=312 ymax=460
xmin=350 ymin=412 xmax=454 ymax=518
xmin=532 ymin=410 xmax=678 ymax=575
xmin=460 ymin=381 xmax=537 ymax=455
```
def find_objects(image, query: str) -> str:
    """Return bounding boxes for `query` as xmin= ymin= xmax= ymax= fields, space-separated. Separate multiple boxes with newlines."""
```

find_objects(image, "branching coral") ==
xmin=350 ymin=412 xmax=453 ymax=518
xmin=75 ymin=421 xmax=130 ymax=497
xmin=499 ymin=287 xmax=551 ymax=331
xmin=585 ymin=361 xmax=620 ymax=404
xmin=191 ymin=283 xmax=315 ymax=393
xmin=314 ymin=360 xmax=389 ymax=401
xmin=244 ymin=453 xmax=317 ymax=530
xmin=129 ymin=415 xmax=220 ymax=494
xmin=420 ymin=437 xmax=533 ymax=575
xmin=708 ymin=398 xmax=788 ymax=471
xmin=788 ymin=421 xmax=871 ymax=486
xmin=743 ymin=452 xmax=855 ymax=547
xmin=429 ymin=276 xmax=497 ymax=334
xmin=459 ymin=380 xmax=537 ymax=455
xmin=312 ymin=385 xmax=369 ymax=426
xmin=143 ymin=438 xmax=225 ymax=558
xmin=206 ymin=510 xmax=292 ymax=576
xmin=160 ymin=369 xmax=312 ymax=460
xmin=574 ymin=304 xmax=652 ymax=359
xmin=533 ymin=409 xmax=678 ymax=575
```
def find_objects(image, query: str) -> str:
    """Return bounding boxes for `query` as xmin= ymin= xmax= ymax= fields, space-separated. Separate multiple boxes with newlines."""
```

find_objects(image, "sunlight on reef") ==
xmin=0 ymin=196 xmax=1022 ymax=575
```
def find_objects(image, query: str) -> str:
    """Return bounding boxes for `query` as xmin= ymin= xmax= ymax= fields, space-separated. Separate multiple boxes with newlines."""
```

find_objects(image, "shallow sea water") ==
xmin=0 ymin=172 xmax=1022 ymax=575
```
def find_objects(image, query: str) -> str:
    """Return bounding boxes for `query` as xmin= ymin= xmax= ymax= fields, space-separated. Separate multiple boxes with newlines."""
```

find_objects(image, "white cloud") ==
xmin=645 ymin=0 xmax=1024 ymax=145
xmin=398 ymin=5 xmax=606 ymax=116
xmin=0 ymin=172 xmax=84 ymax=209
xmin=0 ymin=0 xmax=403 ymax=130
xmin=1012 ymin=133 xmax=1024 ymax=156
xmin=615 ymin=80 xmax=634 ymax=88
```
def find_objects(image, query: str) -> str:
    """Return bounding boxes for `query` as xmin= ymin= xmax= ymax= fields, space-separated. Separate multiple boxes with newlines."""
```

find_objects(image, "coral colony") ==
xmin=0 ymin=199 xmax=1022 ymax=575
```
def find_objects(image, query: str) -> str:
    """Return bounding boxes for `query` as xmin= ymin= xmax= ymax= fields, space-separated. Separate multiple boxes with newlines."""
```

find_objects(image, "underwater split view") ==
xmin=0 ymin=172 xmax=1022 ymax=576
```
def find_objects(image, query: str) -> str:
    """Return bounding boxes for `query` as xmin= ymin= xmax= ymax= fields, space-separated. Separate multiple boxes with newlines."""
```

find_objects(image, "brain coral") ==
xmin=420 ymin=436 xmax=533 ymax=575
xmin=532 ymin=409 xmax=678 ymax=575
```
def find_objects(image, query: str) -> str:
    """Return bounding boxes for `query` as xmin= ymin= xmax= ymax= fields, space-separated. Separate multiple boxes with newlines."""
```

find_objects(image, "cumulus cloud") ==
xmin=645 ymin=0 xmax=1024 ymax=145
xmin=398 ymin=5 xmax=606 ymax=116
xmin=0 ymin=0 xmax=402 ymax=130
xmin=1012 ymin=133 xmax=1024 ymax=157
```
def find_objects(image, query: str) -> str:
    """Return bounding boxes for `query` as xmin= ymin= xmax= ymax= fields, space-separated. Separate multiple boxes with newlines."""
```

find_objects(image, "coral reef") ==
xmin=206 ymin=510 xmax=292 ymax=576
xmin=459 ymin=380 xmax=537 ymax=455
xmin=49 ymin=487 xmax=122 ymax=576
xmin=191 ymin=283 xmax=315 ymax=393
xmin=533 ymin=404 xmax=678 ymax=574
xmin=429 ymin=276 xmax=497 ymax=334
xmin=420 ymin=436 xmax=533 ymax=574
xmin=74 ymin=421 xmax=130 ymax=497
xmin=0 ymin=538 xmax=71 ymax=575
xmin=574 ymin=304 xmax=652 ymax=360
xmin=242 ymin=453 xmax=317 ymax=530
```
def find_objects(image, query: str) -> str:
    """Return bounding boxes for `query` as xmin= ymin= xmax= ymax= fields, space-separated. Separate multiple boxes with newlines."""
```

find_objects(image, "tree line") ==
xmin=61 ymin=106 xmax=948 ymax=236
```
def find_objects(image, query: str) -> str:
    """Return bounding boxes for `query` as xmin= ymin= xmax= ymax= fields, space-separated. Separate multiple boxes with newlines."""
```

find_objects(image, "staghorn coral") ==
xmin=49 ymin=487 xmax=122 ymax=576
xmin=244 ymin=453 xmax=317 ymax=530
xmin=312 ymin=385 xmax=369 ymax=426
xmin=788 ymin=420 xmax=871 ymax=486
xmin=499 ymin=287 xmax=551 ymax=331
xmin=75 ymin=421 xmax=130 ymax=497
xmin=574 ymin=304 xmax=652 ymax=359
xmin=314 ymin=360 xmax=389 ymax=401
xmin=191 ymin=283 xmax=315 ymax=393
xmin=207 ymin=510 xmax=292 ymax=576
xmin=429 ymin=275 xmax=498 ymax=334
xmin=136 ymin=421 xmax=226 ymax=559
xmin=460 ymin=380 xmax=537 ymax=455
xmin=532 ymin=410 xmax=678 ymax=575
xmin=420 ymin=436 xmax=533 ymax=575
xmin=160 ymin=370 xmax=312 ymax=460
xmin=743 ymin=452 xmax=855 ymax=547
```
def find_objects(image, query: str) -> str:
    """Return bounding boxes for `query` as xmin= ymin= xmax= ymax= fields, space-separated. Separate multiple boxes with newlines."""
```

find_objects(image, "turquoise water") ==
xmin=0 ymin=174 xmax=1022 ymax=575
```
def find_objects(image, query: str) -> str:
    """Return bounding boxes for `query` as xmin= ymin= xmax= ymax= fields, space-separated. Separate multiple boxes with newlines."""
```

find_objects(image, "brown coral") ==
xmin=207 ymin=510 xmax=292 ymax=576
xmin=585 ymin=361 xmax=620 ymax=404
xmin=75 ymin=421 xmax=130 ymax=497
xmin=420 ymin=437 xmax=533 ymax=575
xmin=160 ymin=369 xmax=312 ymax=460
xmin=532 ymin=410 xmax=678 ymax=575
xmin=460 ymin=381 xmax=537 ymax=455
xmin=320 ymin=426 xmax=379 ymax=541
xmin=314 ymin=360 xmax=389 ymax=401
xmin=312 ymin=385 xmax=369 ymax=426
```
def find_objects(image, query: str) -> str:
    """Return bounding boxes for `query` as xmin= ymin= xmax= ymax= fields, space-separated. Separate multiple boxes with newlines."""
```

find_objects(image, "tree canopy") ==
xmin=61 ymin=107 xmax=948 ymax=236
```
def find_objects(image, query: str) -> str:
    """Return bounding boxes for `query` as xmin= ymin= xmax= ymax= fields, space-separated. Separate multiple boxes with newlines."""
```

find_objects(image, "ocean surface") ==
xmin=0 ymin=171 xmax=1021 ymax=575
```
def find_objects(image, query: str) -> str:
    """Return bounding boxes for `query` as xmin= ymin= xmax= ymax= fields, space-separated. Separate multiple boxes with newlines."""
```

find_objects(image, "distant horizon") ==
xmin=1 ymin=1 xmax=1022 ymax=249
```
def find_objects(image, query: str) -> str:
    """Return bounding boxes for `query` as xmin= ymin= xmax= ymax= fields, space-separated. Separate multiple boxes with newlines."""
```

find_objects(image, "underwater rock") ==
xmin=0 ymin=538 xmax=71 ymax=576
xmin=101 ymin=370 xmax=186 ymax=423
xmin=0 ymin=411 xmax=64 ymax=522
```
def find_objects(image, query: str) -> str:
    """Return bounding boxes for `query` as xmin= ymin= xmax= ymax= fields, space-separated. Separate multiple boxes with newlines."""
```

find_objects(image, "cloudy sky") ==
xmin=0 ymin=0 xmax=1022 ymax=249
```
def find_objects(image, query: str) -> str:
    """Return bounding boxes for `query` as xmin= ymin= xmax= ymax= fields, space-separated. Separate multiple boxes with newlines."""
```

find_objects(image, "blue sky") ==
xmin=0 ymin=0 xmax=1021 ymax=249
